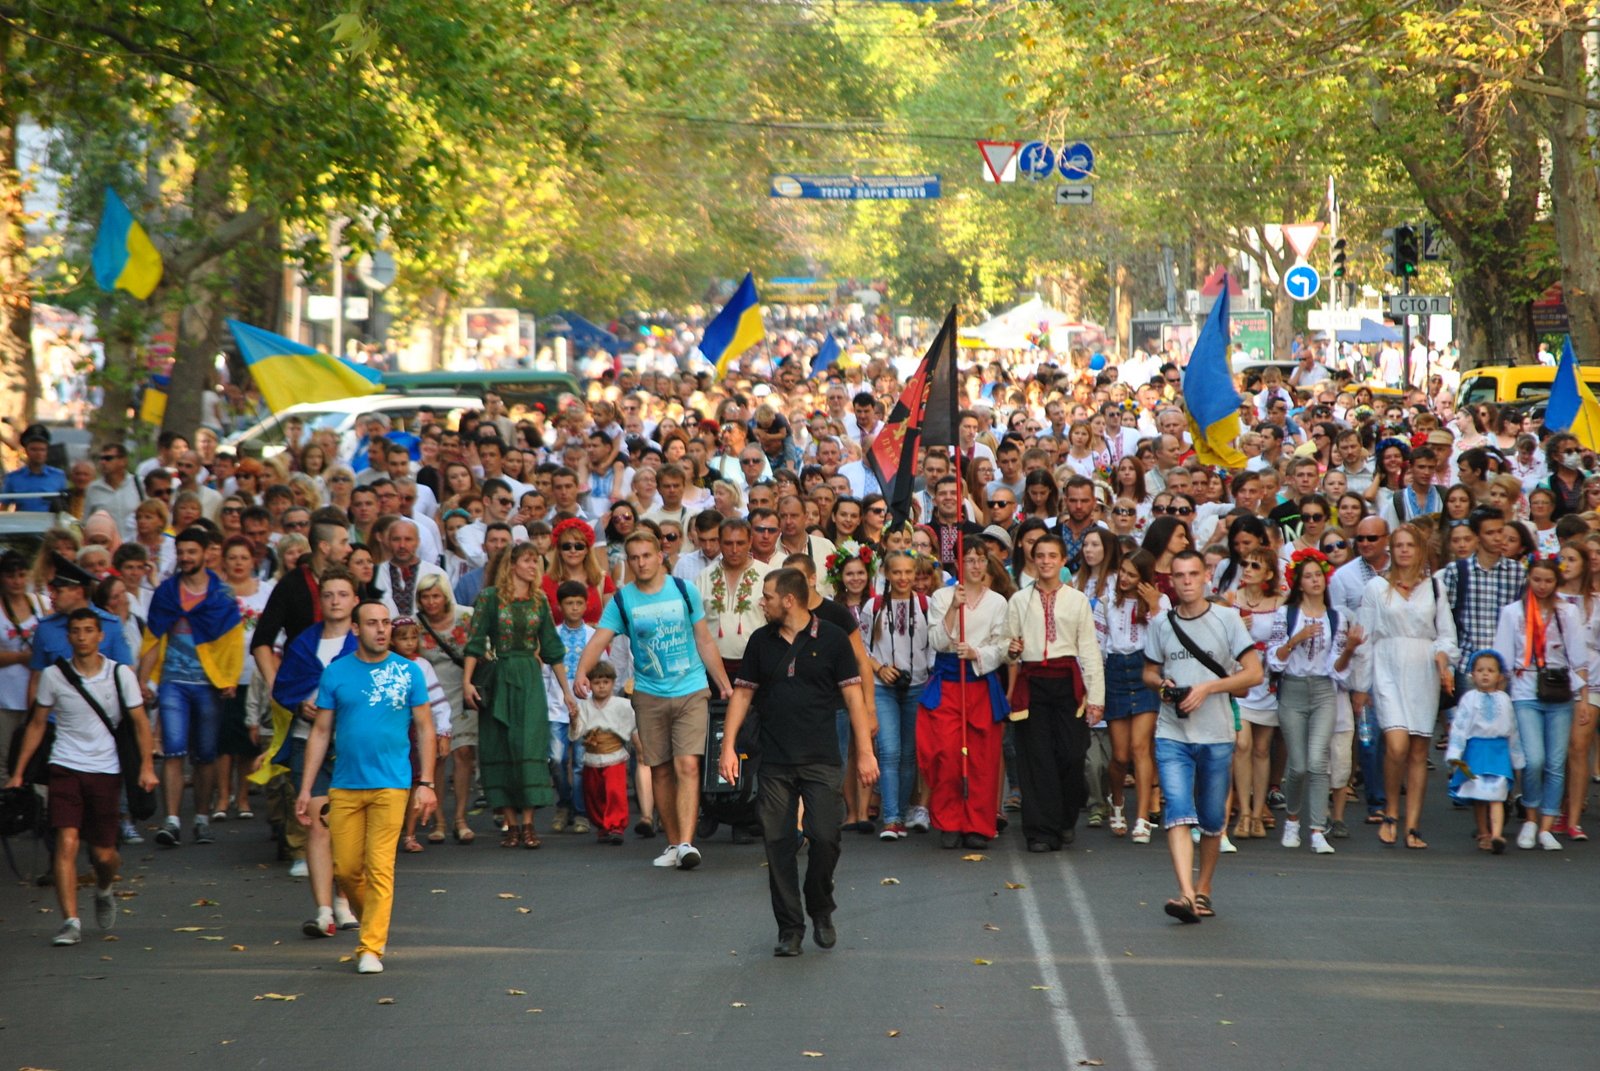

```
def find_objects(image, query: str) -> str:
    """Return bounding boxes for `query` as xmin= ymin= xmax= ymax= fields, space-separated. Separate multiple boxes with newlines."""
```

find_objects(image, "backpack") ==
xmin=612 ymin=577 xmax=694 ymax=637
xmin=1268 ymin=604 xmax=1340 ymax=691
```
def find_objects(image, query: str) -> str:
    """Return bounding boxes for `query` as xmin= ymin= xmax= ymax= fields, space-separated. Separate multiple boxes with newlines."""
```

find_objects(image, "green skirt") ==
xmin=478 ymin=651 xmax=554 ymax=810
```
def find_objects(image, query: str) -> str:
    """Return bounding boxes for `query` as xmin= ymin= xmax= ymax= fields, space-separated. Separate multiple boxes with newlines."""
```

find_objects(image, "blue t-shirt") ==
xmin=162 ymin=618 xmax=207 ymax=682
xmin=314 ymin=653 xmax=429 ymax=790
xmin=3 ymin=465 xmax=66 ymax=512
xmin=599 ymin=579 xmax=707 ymax=698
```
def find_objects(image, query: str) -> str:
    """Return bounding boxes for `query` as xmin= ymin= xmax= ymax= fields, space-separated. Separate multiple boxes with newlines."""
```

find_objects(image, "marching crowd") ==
xmin=3 ymin=331 xmax=1598 ymax=959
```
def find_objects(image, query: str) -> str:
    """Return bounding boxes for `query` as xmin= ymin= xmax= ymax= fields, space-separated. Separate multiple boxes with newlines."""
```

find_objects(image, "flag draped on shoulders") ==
xmin=701 ymin=272 xmax=765 ymax=379
xmin=142 ymin=572 xmax=244 ymax=689
xmin=1181 ymin=279 xmax=1246 ymax=469
xmin=91 ymin=188 xmax=163 ymax=300
xmin=1545 ymin=336 xmax=1600 ymax=452
xmin=226 ymin=319 xmax=383 ymax=414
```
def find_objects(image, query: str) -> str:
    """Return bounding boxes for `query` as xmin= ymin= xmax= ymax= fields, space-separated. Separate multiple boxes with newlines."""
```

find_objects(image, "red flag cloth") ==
xmin=868 ymin=307 xmax=959 ymax=526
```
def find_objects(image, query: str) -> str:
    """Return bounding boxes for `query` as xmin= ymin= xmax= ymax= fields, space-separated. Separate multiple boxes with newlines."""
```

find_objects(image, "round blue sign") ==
xmin=1059 ymin=141 xmax=1095 ymax=181
xmin=1284 ymin=262 xmax=1321 ymax=302
xmin=1017 ymin=141 xmax=1056 ymax=181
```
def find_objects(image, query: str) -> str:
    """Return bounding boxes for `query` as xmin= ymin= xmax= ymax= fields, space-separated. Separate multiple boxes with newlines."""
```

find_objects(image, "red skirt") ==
xmin=918 ymin=679 xmax=1002 ymax=837
xmin=582 ymin=762 xmax=629 ymax=835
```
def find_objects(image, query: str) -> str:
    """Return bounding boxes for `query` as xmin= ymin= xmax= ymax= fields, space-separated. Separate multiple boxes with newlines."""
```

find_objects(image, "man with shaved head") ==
xmin=372 ymin=518 xmax=448 ymax=618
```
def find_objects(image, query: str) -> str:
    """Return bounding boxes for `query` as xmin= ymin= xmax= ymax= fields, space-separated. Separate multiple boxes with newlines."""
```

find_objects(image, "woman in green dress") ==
xmin=462 ymin=543 xmax=571 ymax=849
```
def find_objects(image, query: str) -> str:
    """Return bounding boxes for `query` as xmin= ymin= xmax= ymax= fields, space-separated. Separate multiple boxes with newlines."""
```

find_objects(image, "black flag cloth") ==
xmin=867 ymin=307 xmax=959 ymax=527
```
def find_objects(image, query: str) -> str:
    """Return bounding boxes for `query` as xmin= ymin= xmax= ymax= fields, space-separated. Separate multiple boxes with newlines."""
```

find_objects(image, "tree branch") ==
xmin=164 ymin=206 xmax=269 ymax=280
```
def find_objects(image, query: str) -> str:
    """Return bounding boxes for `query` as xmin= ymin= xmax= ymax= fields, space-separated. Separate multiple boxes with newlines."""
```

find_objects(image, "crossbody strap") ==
xmin=420 ymin=614 xmax=465 ymax=668
xmin=1166 ymin=611 xmax=1230 ymax=681
xmin=53 ymin=658 xmax=127 ymax=744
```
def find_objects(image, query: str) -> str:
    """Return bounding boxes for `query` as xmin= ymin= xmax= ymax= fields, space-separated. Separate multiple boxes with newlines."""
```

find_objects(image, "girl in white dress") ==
xmin=1224 ymin=548 xmax=1283 ymax=843
xmin=1445 ymin=649 xmax=1523 ymax=854
xmin=1350 ymin=524 xmax=1459 ymax=849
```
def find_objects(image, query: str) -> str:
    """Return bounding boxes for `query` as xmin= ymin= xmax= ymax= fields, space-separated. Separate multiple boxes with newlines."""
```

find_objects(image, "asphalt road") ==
xmin=1 ymin=783 xmax=1595 ymax=1071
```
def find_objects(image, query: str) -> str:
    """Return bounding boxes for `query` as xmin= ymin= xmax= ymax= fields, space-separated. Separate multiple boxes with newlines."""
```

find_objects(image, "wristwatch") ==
xmin=414 ymin=780 xmax=434 ymax=788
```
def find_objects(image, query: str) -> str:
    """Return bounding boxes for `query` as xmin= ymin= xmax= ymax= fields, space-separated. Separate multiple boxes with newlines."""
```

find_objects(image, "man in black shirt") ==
xmin=720 ymin=568 xmax=878 ymax=958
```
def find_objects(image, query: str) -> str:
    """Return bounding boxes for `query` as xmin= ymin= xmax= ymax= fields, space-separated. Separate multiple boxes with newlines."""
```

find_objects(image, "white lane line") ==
xmin=1011 ymin=856 xmax=1090 ymax=1065
xmin=1057 ymin=854 xmax=1159 ymax=1070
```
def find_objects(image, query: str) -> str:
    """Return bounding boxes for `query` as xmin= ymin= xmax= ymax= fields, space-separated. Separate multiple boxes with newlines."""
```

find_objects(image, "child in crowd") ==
xmin=573 ymin=660 xmax=636 ymax=845
xmin=391 ymin=618 xmax=452 ymax=852
xmin=548 ymin=580 xmax=594 ymax=834
xmin=1446 ymin=649 xmax=1524 ymax=855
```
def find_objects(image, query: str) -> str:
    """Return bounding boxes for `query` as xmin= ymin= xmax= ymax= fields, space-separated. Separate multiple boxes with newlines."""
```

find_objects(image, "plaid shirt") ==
xmin=1440 ymin=555 xmax=1527 ymax=672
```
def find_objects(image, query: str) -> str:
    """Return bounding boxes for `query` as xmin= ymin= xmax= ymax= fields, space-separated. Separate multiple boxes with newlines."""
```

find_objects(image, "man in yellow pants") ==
xmin=296 ymin=600 xmax=436 ymax=975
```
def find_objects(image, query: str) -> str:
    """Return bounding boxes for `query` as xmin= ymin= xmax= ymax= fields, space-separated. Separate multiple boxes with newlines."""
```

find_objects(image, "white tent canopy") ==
xmin=960 ymin=295 xmax=1076 ymax=350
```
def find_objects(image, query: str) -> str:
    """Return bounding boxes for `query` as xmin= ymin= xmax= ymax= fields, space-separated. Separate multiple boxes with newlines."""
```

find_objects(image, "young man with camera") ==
xmin=1143 ymin=551 xmax=1263 ymax=924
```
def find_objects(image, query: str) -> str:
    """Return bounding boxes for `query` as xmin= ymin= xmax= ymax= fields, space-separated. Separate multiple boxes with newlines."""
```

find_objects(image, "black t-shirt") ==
xmin=811 ymin=596 xmax=858 ymax=636
xmin=737 ymin=613 xmax=861 ymax=766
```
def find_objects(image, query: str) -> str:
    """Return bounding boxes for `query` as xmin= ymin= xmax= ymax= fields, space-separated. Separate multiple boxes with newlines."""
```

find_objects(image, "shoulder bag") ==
xmin=54 ymin=658 xmax=157 ymax=820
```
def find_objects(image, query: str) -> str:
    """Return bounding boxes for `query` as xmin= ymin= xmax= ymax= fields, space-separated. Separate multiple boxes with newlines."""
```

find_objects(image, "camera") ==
xmin=1160 ymin=684 xmax=1192 ymax=716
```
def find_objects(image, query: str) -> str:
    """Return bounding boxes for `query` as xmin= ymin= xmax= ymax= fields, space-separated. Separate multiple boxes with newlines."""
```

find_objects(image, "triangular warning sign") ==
xmin=977 ymin=140 xmax=1021 ymax=184
xmin=1282 ymin=222 xmax=1324 ymax=260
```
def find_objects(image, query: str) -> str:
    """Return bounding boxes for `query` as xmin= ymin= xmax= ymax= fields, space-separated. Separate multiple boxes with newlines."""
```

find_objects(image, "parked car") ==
xmin=223 ymin=394 xmax=481 ymax=461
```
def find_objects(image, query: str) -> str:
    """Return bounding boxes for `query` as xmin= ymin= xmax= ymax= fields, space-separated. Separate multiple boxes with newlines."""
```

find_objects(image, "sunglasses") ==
xmin=741 ymin=457 xmax=764 ymax=465
xmin=753 ymin=526 xmax=779 ymax=535
xmin=1112 ymin=507 xmax=1136 ymax=517
xmin=988 ymin=500 xmax=1013 ymax=509
xmin=1354 ymin=534 xmax=1384 ymax=543
xmin=867 ymin=506 xmax=888 ymax=515
xmin=329 ymin=475 xmax=352 ymax=483
xmin=1302 ymin=512 xmax=1326 ymax=522
xmin=495 ymin=497 xmax=515 ymax=507
xmin=559 ymin=543 xmax=588 ymax=552
xmin=662 ymin=533 xmax=680 ymax=543
xmin=221 ymin=506 xmax=242 ymax=515
xmin=99 ymin=454 xmax=123 ymax=462
xmin=1322 ymin=540 xmax=1349 ymax=551
xmin=149 ymin=488 xmax=171 ymax=497
xmin=1157 ymin=505 xmax=1193 ymax=516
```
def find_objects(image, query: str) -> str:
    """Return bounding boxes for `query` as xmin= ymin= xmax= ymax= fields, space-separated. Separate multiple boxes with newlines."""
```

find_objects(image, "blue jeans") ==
xmin=549 ymin=721 xmax=586 ymax=815
xmin=1155 ymin=737 xmax=1232 ymax=835
xmin=1513 ymin=699 xmax=1572 ymax=817
xmin=873 ymin=683 xmax=920 ymax=823
xmin=157 ymin=680 xmax=221 ymax=763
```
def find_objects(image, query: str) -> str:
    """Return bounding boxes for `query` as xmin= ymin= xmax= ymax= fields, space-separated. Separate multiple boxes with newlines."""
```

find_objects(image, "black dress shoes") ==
xmin=962 ymin=833 xmax=990 ymax=849
xmin=773 ymin=932 xmax=804 ymax=957
xmin=812 ymin=914 xmax=837 ymax=949
xmin=940 ymin=831 xmax=961 ymax=849
xmin=1027 ymin=840 xmax=1050 ymax=853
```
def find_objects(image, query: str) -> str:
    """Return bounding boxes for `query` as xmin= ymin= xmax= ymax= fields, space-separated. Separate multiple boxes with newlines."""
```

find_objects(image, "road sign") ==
xmin=1054 ymin=185 xmax=1094 ymax=205
xmin=977 ymin=140 xmax=1020 ymax=183
xmin=1017 ymin=141 xmax=1056 ymax=180
xmin=1059 ymin=141 xmax=1095 ymax=181
xmin=1385 ymin=293 xmax=1452 ymax=316
xmin=1422 ymin=222 xmax=1449 ymax=261
xmin=1282 ymin=222 xmax=1324 ymax=260
xmin=1284 ymin=262 xmax=1321 ymax=302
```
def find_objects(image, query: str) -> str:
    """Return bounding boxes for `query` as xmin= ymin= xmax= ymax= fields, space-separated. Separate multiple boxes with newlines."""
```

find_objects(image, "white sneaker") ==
xmin=289 ymin=859 xmax=308 ymax=879
xmin=1538 ymin=830 xmax=1564 ymax=851
xmin=676 ymin=843 xmax=702 ymax=870
xmin=1281 ymin=819 xmax=1302 ymax=849
xmin=652 ymin=845 xmax=680 ymax=868
xmin=1516 ymin=820 xmax=1539 ymax=850
xmin=1309 ymin=831 xmax=1335 ymax=855
xmin=906 ymin=806 xmax=930 ymax=833
xmin=1130 ymin=819 xmax=1152 ymax=845
xmin=1219 ymin=834 xmax=1237 ymax=854
xmin=333 ymin=896 xmax=359 ymax=930
xmin=356 ymin=951 xmax=383 ymax=974
xmin=52 ymin=918 xmax=81 ymax=946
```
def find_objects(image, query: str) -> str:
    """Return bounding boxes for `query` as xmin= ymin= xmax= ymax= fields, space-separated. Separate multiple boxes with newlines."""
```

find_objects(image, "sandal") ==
xmin=1109 ymin=807 xmax=1128 ymax=836
xmin=1194 ymin=893 xmax=1215 ymax=918
xmin=520 ymin=824 xmax=542 ymax=849
xmin=427 ymin=829 xmax=446 ymax=844
xmin=1476 ymin=834 xmax=1493 ymax=852
xmin=1377 ymin=815 xmax=1398 ymax=846
xmin=500 ymin=826 xmax=520 ymax=849
xmin=1232 ymin=817 xmax=1252 ymax=841
xmin=1406 ymin=828 xmax=1428 ymax=850
xmin=454 ymin=825 xmax=476 ymax=845
xmin=1490 ymin=836 xmax=1506 ymax=854
xmin=1163 ymin=896 xmax=1201 ymax=924
xmin=401 ymin=836 xmax=424 ymax=853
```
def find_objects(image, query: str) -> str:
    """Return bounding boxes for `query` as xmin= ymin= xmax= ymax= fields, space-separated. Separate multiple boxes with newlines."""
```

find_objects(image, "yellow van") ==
xmin=1457 ymin=364 xmax=1600 ymax=406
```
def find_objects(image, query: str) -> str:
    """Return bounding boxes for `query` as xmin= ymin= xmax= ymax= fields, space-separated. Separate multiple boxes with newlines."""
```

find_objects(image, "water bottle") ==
xmin=1357 ymin=706 xmax=1376 ymax=747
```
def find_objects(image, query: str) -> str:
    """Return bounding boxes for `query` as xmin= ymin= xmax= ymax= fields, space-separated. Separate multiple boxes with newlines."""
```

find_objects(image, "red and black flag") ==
xmin=868 ymin=306 xmax=959 ymax=528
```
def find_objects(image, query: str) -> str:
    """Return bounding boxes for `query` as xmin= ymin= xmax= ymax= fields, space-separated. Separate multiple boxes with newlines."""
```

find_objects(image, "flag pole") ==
xmin=958 ymin=525 xmax=969 ymax=802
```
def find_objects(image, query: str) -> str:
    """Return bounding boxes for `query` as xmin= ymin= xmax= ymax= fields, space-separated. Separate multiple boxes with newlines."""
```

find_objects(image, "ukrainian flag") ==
xmin=138 ymin=373 xmax=170 ymax=426
xmin=700 ymin=272 xmax=765 ymax=379
xmin=1545 ymin=336 xmax=1600 ymax=451
xmin=1182 ymin=278 xmax=1246 ymax=469
xmin=91 ymin=188 xmax=163 ymax=300
xmin=226 ymin=319 xmax=382 ymax=414
xmin=142 ymin=572 xmax=244 ymax=690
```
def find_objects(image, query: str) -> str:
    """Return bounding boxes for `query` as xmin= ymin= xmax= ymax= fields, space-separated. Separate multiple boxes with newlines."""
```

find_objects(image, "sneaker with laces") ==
xmin=1538 ymin=830 xmax=1564 ymax=851
xmin=1219 ymin=834 xmax=1237 ymax=854
xmin=1130 ymin=818 xmax=1152 ymax=844
xmin=120 ymin=819 xmax=143 ymax=845
xmin=1328 ymin=819 xmax=1350 ymax=839
xmin=193 ymin=821 xmax=215 ymax=845
xmin=52 ymin=918 xmax=81 ymax=946
xmin=94 ymin=890 xmax=116 ymax=931
xmin=154 ymin=820 xmax=180 ymax=847
xmin=905 ymin=806 xmax=931 ymax=833
xmin=878 ymin=821 xmax=906 ymax=840
xmin=288 ymin=859 xmax=309 ymax=879
xmin=1516 ymin=820 xmax=1539 ymax=850
xmin=334 ymin=898 xmax=359 ymax=931
xmin=1309 ymin=831 xmax=1336 ymax=854
xmin=1267 ymin=787 xmax=1287 ymax=810
xmin=676 ymin=843 xmax=702 ymax=870
xmin=652 ymin=844 xmax=681 ymax=868
xmin=1569 ymin=824 xmax=1588 ymax=842
xmin=303 ymin=915 xmax=336 ymax=938
xmin=1281 ymin=819 xmax=1302 ymax=849
xmin=1550 ymin=816 xmax=1572 ymax=837
xmin=356 ymin=951 xmax=384 ymax=974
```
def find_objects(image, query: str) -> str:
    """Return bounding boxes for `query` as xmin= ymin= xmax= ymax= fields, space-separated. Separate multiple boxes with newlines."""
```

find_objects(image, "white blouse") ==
xmin=1492 ymin=599 xmax=1589 ymax=703
xmin=1265 ymin=603 xmax=1351 ymax=680
xmin=1094 ymin=593 xmax=1169 ymax=656
xmin=928 ymin=586 xmax=1009 ymax=676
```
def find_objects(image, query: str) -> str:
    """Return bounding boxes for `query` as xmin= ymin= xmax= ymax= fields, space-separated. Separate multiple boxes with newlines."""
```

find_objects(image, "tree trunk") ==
xmin=1538 ymin=27 xmax=1600 ymax=362
xmin=0 ymin=107 xmax=38 ymax=443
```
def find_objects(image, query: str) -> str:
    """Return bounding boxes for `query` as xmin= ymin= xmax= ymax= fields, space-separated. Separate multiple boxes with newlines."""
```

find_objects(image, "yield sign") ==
xmin=1282 ymin=222 xmax=1324 ymax=260
xmin=977 ymin=140 xmax=1021 ymax=184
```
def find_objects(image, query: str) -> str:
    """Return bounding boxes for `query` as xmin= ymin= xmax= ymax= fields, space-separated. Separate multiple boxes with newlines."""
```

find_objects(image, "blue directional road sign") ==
xmin=1284 ymin=262 xmax=1321 ymax=302
xmin=1017 ymin=141 xmax=1056 ymax=180
xmin=1059 ymin=141 xmax=1095 ymax=181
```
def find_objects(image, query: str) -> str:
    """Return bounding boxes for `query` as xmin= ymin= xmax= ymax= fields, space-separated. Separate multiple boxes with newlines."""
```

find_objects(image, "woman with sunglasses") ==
xmin=1211 ymin=514 xmax=1272 ymax=597
xmin=541 ymin=518 xmax=615 ymax=626
xmin=217 ymin=496 xmax=246 ymax=539
xmin=604 ymin=502 xmax=640 ymax=581
xmin=1225 ymin=548 xmax=1284 ymax=844
xmin=1492 ymin=407 xmax=1525 ymax=452
xmin=1108 ymin=497 xmax=1141 ymax=539
xmin=1284 ymin=495 xmax=1333 ymax=560
xmin=323 ymin=464 xmax=356 ymax=514
xmin=859 ymin=493 xmax=890 ymax=548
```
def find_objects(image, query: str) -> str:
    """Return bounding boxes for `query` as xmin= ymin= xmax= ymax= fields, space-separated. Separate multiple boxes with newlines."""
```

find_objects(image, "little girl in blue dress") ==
xmin=1445 ymin=649 xmax=1525 ymax=854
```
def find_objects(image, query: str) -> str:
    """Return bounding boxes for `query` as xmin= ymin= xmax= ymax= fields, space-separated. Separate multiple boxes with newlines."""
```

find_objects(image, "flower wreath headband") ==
xmin=1289 ymin=546 xmax=1333 ymax=578
xmin=824 ymin=539 xmax=877 ymax=592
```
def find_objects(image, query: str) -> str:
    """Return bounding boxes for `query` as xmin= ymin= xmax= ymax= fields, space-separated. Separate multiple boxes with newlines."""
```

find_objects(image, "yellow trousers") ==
xmin=328 ymin=788 xmax=409 ymax=958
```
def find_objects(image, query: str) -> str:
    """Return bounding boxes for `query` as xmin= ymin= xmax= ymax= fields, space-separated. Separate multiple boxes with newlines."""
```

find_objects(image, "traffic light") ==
xmin=1382 ymin=227 xmax=1399 ymax=275
xmin=1394 ymin=224 xmax=1419 ymax=277
xmin=1331 ymin=238 xmax=1347 ymax=278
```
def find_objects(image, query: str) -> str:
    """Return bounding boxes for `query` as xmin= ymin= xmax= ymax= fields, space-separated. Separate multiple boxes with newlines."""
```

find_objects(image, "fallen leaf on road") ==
xmin=887 ymin=1030 xmax=901 ymax=1038
xmin=526 ymin=1009 xmax=542 ymax=1014
xmin=802 ymin=1053 xmax=824 ymax=1059
xmin=339 ymin=955 xmax=353 ymax=963
xmin=506 ymin=989 xmax=527 ymax=996
xmin=983 ymin=924 xmax=1000 ymax=932
xmin=199 ymin=936 xmax=224 ymax=942
xmin=972 ymin=958 xmax=992 ymax=966
xmin=102 ymin=935 xmax=119 ymax=942
xmin=961 ymin=853 xmax=987 ymax=861
xmin=1004 ymin=882 xmax=1025 ymax=890
xmin=430 ymin=889 xmax=447 ymax=894
xmin=1078 ymin=1060 xmax=1105 ymax=1067
xmin=377 ymin=998 xmax=395 ymax=1005
xmin=114 ymin=890 xmax=137 ymax=899
xmin=497 ymin=893 xmax=519 ymax=900
xmin=254 ymin=993 xmax=299 ymax=1001
xmin=1031 ymin=986 xmax=1052 ymax=991
xmin=731 ymin=1001 xmax=747 ymax=1008
xmin=1219 ymin=1019 xmax=1233 ymax=1026
xmin=192 ymin=898 xmax=218 ymax=906
xmin=172 ymin=926 xmax=204 ymax=932
xmin=880 ymin=877 xmax=900 ymax=885
xmin=516 ymin=907 xmax=531 ymax=914
xmin=230 ymin=945 xmax=247 ymax=952
xmin=100 ymin=955 xmax=112 ymax=961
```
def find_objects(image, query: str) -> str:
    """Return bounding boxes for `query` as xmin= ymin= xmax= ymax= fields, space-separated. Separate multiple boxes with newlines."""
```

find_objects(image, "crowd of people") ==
xmin=3 ymin=327 xmax=1598 ymax=957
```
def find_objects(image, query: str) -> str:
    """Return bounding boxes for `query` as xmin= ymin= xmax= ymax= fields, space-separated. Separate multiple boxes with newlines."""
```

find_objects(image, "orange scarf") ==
xmin=1523 ymin=594 xmax=1548 ymax=669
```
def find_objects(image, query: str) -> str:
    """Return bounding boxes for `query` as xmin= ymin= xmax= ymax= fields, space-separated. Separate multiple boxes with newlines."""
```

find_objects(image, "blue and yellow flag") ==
xmin=1546 ymin=336 xmax=1600 ymax=451
xmin=1182 ymin=278 xmax=1246 ymax=469
xmin=142 ymin=571 xmax=244 ymax=690
xmin=701 ymin=272 xmax=765 ymax=379
xmin=91 ymin=188 xmax=163 ymax=300
xmin=810 ymin=334 xmax=842 ymax=379
xmin=138 ymin=373 xmax=170 ymax=426
xmin=226 ymin=319 xmax=382 ymax=414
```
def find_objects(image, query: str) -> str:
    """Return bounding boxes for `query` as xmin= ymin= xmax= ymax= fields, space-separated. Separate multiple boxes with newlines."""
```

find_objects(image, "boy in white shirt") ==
xmin=573 ymin=660 xmax=636 ymax=845
xmin=549 ymin=582 xmax=595 ymax=834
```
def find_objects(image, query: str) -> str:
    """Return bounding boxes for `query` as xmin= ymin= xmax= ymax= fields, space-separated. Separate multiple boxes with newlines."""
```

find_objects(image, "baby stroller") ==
xmin=697 ymin=696 xmax=762 ymax=842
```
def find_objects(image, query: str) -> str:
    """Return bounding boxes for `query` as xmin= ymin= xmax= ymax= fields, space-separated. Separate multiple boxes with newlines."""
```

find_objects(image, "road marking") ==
xmin=1011 ymin=858 xmax=1090 ymax=1064
xmin=1057 ymin=856 xmax=1158 ymax=1070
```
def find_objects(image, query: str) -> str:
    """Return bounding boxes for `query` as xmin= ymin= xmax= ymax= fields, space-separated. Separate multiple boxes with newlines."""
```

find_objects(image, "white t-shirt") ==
xmin=36 ymin=660 xmax=142 ymax=775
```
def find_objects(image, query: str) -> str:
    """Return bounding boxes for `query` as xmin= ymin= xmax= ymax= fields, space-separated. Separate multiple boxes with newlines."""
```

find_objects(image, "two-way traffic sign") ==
xmin=1054 ymin=185 xmax=1094 ymax=205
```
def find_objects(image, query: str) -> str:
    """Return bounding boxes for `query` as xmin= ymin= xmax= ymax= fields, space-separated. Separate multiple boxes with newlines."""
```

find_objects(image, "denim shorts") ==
xmin=288 ymin=736 xmax=333 ymax=798
xmin=157 ymin=679 xmax=221 ymax=762
xmin=1155 ymin=737 xmax=1233 ymax=835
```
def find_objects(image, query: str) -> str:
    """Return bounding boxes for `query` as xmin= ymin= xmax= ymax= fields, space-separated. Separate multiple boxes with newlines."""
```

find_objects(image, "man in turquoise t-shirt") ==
xmin=297 ymin=600 xmax=435 ymax=975
xmin=577 ymin=531 xmax=731 ymax=872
